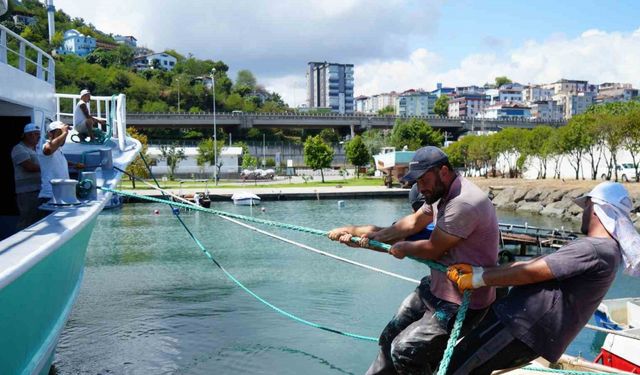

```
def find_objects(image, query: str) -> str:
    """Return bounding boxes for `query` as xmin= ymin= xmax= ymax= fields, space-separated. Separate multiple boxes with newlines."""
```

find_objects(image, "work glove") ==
xmin=447 ymin=264 xmax=486 ymax=292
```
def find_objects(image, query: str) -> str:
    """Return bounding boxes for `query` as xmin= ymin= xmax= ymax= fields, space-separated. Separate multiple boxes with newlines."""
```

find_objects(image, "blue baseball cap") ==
xmin=23 ymin=123 xmax=40 ymax=133
xmin=401 ymin=146 xmax=448 ymax=183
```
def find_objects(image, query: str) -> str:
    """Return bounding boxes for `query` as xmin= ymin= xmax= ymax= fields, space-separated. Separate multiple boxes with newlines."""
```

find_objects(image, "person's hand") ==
xmin=338 ymin=233 xmax=361 ymax=248
xmin=75 ymin=162 xmax=85 ymax=170
xmin=359 ymin=232 xmax=371 ymax=248
xmin=447 ymin=264 xmax=485 ymax=292
xmin=389 ymin=241 xmax=413 ymax=259
xmin=327 ymin=229 xmax=346 ymax=241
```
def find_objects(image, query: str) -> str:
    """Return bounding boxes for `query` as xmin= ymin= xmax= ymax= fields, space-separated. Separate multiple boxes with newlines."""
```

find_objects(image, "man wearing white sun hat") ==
xmin=444 ymin=181 xmax=639 ymax=375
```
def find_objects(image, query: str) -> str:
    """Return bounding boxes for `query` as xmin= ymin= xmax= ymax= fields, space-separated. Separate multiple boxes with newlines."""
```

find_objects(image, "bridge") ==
xmin=124 ymin=112 xmax=566 ymax=136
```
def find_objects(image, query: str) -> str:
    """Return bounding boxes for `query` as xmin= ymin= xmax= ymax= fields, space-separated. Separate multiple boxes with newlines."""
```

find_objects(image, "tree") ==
xmin=125 ymin=127 xmax=150 ymax=188
xmin=434 ymin=95 xmax=449 ymax=117
xmin=319 ymin=128 xmax=340 ymax=144
xmin=303 ymin=135 xmax=334 ymax=183
xmin=557 ymin=120 xmax=590 ymax=180
xmin=524 ymin=126 xmax=556 ymax=179
xmin=495 ymin=76 xmax=512 ymax=88
xmin=378 ymin=105 xmax=395 ymax=115
xmin=390 ymin=118 xmax=443 ymax=151
xmin=493 ymin=128 xmax=526 ymax=178
xmin=345 ymin=135 xmax=371 ymax=178
xmin=571 ymin=114 xmax=604 ymax=180
xmin=224 ymin=93 xmax=244 ymax=111
xmin=159 ymin=144 xmax=186 ymax=180
xmin=624 ymin=108 xmax=640 ymax=181
xmin=234 ymin=69 xmax=257 ymax=95
xmin=589 ymin=101 xmax=640 ymax=181
xmin=196 ymin=138 xmax=225 ymax=178
xmin=361 ymin=129 xmax=387 ymax=157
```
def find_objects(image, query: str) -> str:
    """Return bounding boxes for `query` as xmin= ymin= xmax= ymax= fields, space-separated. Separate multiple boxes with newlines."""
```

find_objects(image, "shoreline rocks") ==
xmin=486 ymin=184 xmax=640 ymax=229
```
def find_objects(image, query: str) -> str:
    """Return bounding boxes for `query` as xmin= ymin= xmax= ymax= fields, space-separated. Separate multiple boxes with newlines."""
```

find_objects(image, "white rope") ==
xmin=126 ymin=178 xmax=420 ymax=284
xmin=218 ymin=215 xmax=420 ymax=284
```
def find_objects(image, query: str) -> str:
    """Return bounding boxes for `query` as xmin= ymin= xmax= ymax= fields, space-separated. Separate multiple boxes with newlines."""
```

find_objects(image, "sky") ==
xmin=52 ymin=0 xmax=640 ymax=107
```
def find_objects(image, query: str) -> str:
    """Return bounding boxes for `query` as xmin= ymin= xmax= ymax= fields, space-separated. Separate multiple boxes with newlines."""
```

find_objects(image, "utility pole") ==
xmin=211 ymin=68 xmax=218 ymax=185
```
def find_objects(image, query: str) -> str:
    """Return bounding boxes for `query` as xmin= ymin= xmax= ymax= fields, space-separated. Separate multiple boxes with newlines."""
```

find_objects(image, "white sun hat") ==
xmin=575 ymin=182 xmax=640 ymax=276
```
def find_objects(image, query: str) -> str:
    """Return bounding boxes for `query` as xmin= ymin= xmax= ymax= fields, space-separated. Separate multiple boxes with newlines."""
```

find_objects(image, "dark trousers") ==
xmin=445 ymin=310 xmax=538 ymax=375
xmin=366 ymin=277 xmax=488 ymax=375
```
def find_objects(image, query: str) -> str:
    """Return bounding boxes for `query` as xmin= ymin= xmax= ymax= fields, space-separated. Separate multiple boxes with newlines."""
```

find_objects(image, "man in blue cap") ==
xmin=11 ymin=123 xmax=42 ymax=229
xmin=329 ymin=146 xmax=500 ymax=375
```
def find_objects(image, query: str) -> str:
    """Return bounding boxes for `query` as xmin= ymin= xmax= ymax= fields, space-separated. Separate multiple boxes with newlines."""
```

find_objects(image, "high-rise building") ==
xmin=307 ymin=62 xmax=354 ymax=114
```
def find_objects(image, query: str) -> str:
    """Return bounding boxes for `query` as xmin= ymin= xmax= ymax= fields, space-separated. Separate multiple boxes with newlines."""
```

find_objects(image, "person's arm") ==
xmin=367 ymin=208 xmax=433 ymax=244
xmin=79 ymin=103 xmax=92 ymax=120
xmin=387 ymin=226 xmax=463 ymax=260
xmin=19 ymin=159 xmax=40 ymax=172
xmin=43 ymin=126 xmax=69 ymax=155
xmin=447 ymin=257 xmax=555 ymax=291
xmin=327 ymin=224 xmax=382 ymax=240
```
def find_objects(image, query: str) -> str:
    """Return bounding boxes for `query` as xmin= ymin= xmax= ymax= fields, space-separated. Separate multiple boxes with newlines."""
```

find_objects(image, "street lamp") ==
xmin=176 ymin=77 xmax=181 ymax=113
xmin=211 ymin=68 xmax=218 ymax=185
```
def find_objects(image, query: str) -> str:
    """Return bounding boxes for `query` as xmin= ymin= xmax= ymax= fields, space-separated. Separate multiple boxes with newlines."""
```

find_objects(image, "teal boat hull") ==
xmin=0 ymin=218 xmax=97 ymax=375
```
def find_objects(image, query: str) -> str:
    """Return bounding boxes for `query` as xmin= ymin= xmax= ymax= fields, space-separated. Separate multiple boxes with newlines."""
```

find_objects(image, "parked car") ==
xmin=618 ymin=163 xmax=638 ymax=182
xmin=600 ymin=163 xmax=638 ymax=182
xmin=241 ymin=168 xmax=275 ymax=180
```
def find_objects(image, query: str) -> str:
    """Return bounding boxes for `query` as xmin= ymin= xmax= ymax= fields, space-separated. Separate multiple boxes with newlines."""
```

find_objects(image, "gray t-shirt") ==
xmin=11 ymin=141 xmax=41 ymax=194
xmin=493 ymin=237 xmax=621 ymax=362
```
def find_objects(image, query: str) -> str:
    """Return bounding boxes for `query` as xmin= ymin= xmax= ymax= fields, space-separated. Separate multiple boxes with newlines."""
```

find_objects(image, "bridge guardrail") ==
xmin=126 ymin=112 xmax=566 ymax=125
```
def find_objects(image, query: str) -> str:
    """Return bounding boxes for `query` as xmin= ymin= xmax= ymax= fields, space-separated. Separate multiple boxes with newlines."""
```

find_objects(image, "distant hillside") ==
xmin=1 ymin=0 xmax=290 ymax=119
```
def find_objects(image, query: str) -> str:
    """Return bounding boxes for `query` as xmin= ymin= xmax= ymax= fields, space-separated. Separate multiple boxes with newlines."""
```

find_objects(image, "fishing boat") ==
xmin=592 ymin=298 xmax=640 ymax=372
xmin=0 ymin=19 xmax=140 ymax=375
xmin=373 ymin=146 xmax=416 ymax=185
xmin=231 ymin=192 xmax=261 ymax=206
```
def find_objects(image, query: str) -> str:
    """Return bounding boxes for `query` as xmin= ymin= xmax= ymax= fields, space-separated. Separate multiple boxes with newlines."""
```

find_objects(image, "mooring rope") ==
xmin=103 ymin=176 xmax=610 ymax=374
xmin=116 ymin=162 xmax=380 ymax=342
xmin=219 ymin=215 xmax=421 ymax=284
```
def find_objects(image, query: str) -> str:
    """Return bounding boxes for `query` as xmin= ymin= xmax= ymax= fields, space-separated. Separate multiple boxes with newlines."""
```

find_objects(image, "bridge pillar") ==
xmin=350 ymin=124 xmax=355 ymax=139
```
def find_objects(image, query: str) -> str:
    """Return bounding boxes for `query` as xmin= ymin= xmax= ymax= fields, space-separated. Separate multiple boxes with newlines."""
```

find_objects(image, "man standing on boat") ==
xmin=444 ymin=181 xmax=640 ymax=374
xmin=74 ymin=89 xmax=105 ymax=142
xmin=38 ymin=121 xmax=83 ymax=205
xmin=11 ymin=123 xmax=42 ymax=229
xmin=328 ymin=146 xmax=499 ymax=375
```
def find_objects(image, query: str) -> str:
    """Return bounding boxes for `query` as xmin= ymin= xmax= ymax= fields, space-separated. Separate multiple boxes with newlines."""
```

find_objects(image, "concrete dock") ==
xmin=121 ymin=185 xmax=411 ymax=202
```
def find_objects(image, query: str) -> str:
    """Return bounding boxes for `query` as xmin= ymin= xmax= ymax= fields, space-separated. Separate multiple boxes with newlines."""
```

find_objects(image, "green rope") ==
xmin=100 ymin=186 xmax=447 ymax=272
xmin=437 ymin=289 xmax=472 ymax=375
xmin=106 ymin=180 xmax=379 ymax=342
xmin=98 ymin=186 xmax=606 ymax=375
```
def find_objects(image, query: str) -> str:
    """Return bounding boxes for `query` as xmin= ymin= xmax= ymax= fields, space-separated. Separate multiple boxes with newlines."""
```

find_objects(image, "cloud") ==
xmin=354 ymin=27 xmax=640 ymax=97
xmin=53 ymin=0 xmax=443 ymax=79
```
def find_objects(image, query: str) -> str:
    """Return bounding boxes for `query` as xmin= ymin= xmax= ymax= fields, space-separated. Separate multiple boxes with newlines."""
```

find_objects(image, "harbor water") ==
xmin=54 ymin=199 xmax=638 ymax=374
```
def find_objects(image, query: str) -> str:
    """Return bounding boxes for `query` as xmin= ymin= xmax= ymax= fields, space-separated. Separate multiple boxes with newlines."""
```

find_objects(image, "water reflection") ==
xmin=54 ymin=199 xmax=636 ymax=374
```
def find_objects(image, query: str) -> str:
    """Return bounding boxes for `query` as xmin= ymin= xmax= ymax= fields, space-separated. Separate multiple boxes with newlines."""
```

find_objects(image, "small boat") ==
xmin=231 ymin=192 xmax=261 ymax=206
xmin=592 ymin=298 xmax=640 ymax=372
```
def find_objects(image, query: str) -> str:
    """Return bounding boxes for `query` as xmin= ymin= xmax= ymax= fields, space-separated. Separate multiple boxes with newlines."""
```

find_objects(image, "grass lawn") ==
xmin=117 ymin=176 xmax=387 ymax=190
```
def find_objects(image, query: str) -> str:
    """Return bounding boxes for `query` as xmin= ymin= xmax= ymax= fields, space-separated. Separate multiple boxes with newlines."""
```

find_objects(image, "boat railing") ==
xmin=0 ymin=24 xmax=55 ymax=84
xmin=55 ymin=93 xmax=129 ymax=151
